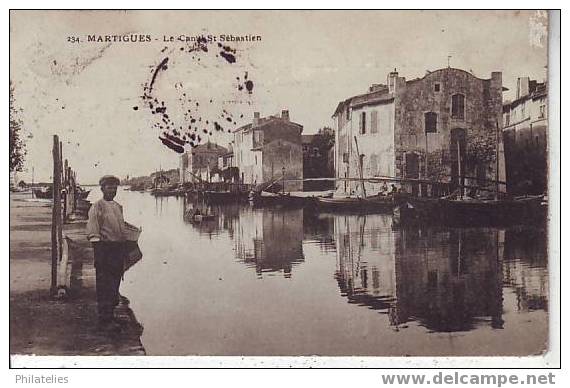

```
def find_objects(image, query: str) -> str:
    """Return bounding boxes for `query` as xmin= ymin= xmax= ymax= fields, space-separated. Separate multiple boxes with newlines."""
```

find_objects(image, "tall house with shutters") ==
xmin=332 ymin=68 xmax=504 ymax=196
xmin=502 ymin=77 xmax=547 ymax=196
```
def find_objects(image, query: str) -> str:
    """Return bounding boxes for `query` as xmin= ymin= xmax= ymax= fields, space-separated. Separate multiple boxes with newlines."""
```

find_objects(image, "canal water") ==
xmin=98 ymin=188 xmax=548 ymax=356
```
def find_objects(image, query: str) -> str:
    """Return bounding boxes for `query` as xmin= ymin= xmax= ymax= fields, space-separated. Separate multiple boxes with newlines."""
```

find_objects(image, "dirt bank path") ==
xmin=10 ymin=192 xmax=145 ymax=357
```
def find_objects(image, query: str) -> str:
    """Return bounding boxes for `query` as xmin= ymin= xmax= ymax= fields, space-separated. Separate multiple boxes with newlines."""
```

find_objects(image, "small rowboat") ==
xmin=192 ymin=214 xmax=217 ymax=222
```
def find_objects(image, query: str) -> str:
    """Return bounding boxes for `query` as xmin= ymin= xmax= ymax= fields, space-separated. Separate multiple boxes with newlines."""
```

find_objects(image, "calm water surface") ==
xmin=100 ymin=189 xmax=548 ymax=356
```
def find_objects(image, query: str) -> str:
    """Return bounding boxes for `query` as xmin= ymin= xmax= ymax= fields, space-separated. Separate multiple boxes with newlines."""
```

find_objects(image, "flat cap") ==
xmin=99 ymin=175 xmax=121 ymax=186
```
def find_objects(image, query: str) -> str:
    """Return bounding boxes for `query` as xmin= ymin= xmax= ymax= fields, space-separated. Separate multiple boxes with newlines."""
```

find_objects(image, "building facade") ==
xmin=332 ymin=68 xmax=504 ymax=196
xmin=502 ymin=77 xmax=547 ymax=195
xmin=233 ymin=110 xmax=303 ymax=191
xmin=302 ymin=128 xmax=335 ymax=191
xmin=179 ymin=141 xmax=228 ymax=184
xmin=216 ymin=142 xmax=239 ymax=183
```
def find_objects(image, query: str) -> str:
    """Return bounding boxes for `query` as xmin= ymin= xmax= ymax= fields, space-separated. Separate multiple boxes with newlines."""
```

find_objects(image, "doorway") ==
xmin=405 ymin=152 xmax=420 ymax=196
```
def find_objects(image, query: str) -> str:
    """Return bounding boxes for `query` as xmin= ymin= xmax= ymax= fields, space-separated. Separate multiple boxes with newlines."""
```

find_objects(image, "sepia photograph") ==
xmin=8 ymin=9 xmax=559 ymax=368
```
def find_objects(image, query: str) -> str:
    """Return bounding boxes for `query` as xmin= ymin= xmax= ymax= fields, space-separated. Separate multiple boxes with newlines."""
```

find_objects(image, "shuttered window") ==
xmin=371 ymin=110 xmax=378 ymax=134
xmin=359 ymin=111 xmax=366 ymax=134
xmin=451 ymin=94 xmax=465 ymax=119
xmin=425 ymin=112 xmax=438 ymax=133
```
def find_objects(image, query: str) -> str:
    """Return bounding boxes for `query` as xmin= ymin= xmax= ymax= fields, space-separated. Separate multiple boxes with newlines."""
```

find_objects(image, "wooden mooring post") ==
xmin=50 ymin=134 xmax=81 ymax=297
xmin=51 ymin=135 xmax=62 ymax=296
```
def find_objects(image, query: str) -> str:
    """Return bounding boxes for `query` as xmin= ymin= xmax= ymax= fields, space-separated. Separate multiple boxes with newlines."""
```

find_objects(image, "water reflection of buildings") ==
xmin=334 ymin=215 xmax=397 ymax=312
xmin=394 ymin=227 xmax=504 ymax=332
xmin=234 ymin=207 xmax=305 ymax=278
xmin=181 ymin=198 xmax=305 ymax=277
xmin=334 ymin=216 xmax=549 ymax=333
xmin=302 ymin=211 xmax=336 ymax=252
xmin=181 ymin=196 xmax=240 ymax=238
xmin=502 ymin=227 xmax=548 ymax=312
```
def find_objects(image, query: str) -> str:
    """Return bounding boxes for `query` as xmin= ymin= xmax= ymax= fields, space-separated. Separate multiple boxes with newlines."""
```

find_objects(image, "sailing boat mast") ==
xmin=354 ymin=136 xmax=366 ymax=198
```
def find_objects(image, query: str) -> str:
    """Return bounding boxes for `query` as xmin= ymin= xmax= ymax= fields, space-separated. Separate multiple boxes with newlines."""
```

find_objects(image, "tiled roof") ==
xmin=233 ymin=116 xmax=302 ymax=133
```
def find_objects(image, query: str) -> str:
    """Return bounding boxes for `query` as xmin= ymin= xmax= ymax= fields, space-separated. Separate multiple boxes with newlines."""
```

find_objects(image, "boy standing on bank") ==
xmin=86 ymin=175 xmax=126 ymax=332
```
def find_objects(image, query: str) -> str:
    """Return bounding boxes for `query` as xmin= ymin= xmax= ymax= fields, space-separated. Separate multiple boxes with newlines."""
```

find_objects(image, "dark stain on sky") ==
xmin=220 ymin=51 xmax=236 ymax=64
xmin=140 ymin=38 xmax=254 ymax=152
xmin=148 ymin=57 xmax=169 ymax=94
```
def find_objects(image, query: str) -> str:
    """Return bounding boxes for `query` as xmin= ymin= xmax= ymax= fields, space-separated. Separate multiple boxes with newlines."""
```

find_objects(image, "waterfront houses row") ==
xmin=179 ymin=110 xmax=334 ymax=192
xmin=178 ymin=67 xmax=547 ymax=197
xmin=502 ymin=77 xmax=548 ymax=195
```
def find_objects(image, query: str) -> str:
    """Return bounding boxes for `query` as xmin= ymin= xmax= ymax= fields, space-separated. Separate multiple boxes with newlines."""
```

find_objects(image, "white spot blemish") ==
xmin=529 ymin=10 xmax=548 ymax=48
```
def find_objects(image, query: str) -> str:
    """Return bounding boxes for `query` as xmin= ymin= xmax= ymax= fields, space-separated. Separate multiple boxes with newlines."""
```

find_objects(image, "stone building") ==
xmin=502 ymin=77 xmax=547 ymax=195
xmin=233 ymin=110 xmax=303 ymax=191
xmin=332 ymin=68 xmax=504 ymax=196
xmin=179 ymin=141 xmax=228 ymax=183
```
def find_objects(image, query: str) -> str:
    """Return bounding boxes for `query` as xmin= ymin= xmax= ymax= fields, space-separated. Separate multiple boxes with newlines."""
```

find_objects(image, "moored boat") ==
xmin=439 ymin=194 xmax=545 ymax=225
xmin=33 ymin=187 xmax=53 ymax=199
xmin=316 ymin=193 xmax=395 ymax=212
xmin=395 ymin=193 xmax=546 ymax=226
xmin=203 ymin=190 xmax=248 ymax=203
xmin=250 ymin=190 xmax=334 ymax=207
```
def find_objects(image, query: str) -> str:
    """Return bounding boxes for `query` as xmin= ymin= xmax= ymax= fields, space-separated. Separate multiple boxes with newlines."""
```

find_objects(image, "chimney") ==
xmin=253 ymin=111 xmax=260 ymax=126
xmin=516 ymin=77 xmax=530 ymax=99
xmin=387 ymin=68 xmax=399 ymax=93
xmin=281 ymin=109 xmax=289 ymax=121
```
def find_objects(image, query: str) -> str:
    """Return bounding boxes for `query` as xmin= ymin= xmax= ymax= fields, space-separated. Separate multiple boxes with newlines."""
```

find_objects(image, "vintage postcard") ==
xmin=9 ymin=10 xmax=558 ymax=368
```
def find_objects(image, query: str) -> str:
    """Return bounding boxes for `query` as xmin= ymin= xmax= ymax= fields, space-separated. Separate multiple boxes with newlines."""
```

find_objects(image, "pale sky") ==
xmin=10 ymin=10 xmax=548 ymax=184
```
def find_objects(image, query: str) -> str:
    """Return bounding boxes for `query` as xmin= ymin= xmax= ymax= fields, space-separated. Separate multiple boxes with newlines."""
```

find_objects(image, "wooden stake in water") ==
xmin=51 ymin=135 xmax=61 ymax=296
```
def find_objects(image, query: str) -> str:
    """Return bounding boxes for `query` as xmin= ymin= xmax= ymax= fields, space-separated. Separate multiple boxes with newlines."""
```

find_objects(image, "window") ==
xmin=254 ymin=130 xmax=264 ymax=145
xmin=505 ymin=113 xmax=510 ymax=126
xmin=425 ymin=112 xmax=438 ymax=133
xmin=451 ymin=94 xmax=465 ymax=119
xmin=359 ymin=111 xmax=367 ymax=134
xmin=539 ymin=104 xmax=546 ymax=119
xmin=371 ymin=110 xmax=378 ymax=134
xmin=343 ymin=152 xmax=349 ymax=163
xmin=434 ymin=83 xmax=441 ymax=92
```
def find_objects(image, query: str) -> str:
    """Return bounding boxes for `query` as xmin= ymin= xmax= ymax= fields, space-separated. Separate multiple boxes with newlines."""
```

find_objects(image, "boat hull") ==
xmin=33 ymin=188 xmax=53 ymax=199
xmin=315 ymin=195 xmax=395 ymax=213
xmin=396 ymin=195 xmax=546 ymax=226
xmin=203 ymin=191 xmax=248 ymax=203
